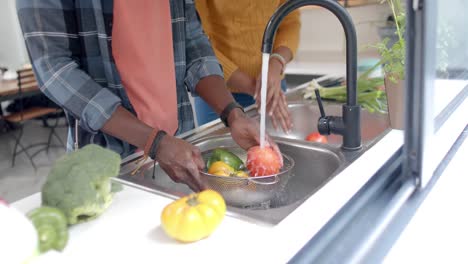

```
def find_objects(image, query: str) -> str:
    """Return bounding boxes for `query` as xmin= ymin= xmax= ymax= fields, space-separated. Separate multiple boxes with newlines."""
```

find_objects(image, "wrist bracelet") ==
xmin=131 ymin=128 xmax=160 ymax=175
xmin=149 ymin=130 xmax=167 ymax=160
xmin=270 ymin=53 xmax=286 ymax=75
xmin=143 ymin=128 xmax=159 ymax=156
xmin=220 ymin=101 xmax=244 ymax=127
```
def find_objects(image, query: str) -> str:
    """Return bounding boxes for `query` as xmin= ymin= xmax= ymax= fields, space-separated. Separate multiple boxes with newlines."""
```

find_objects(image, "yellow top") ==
xmin=195 ymin=0 xmax=301 ymax=92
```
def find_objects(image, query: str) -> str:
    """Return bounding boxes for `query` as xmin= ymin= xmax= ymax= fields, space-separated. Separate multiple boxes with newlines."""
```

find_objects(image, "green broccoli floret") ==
xmin=41 ymin=144 xmax=122 ymax=225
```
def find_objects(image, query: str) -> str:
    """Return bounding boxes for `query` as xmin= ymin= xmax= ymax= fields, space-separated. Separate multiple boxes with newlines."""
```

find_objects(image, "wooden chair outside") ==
xmin=3 ymin=67 xmax=65 ymax=170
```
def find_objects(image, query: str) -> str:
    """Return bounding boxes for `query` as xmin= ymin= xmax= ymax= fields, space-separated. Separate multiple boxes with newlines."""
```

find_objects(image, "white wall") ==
xmin=0 ymin=0 xmax=28 ymax=70
xmin=296 ymin=4 xmax=392 ymax=59
xmin=0 ymin=2 xmax=392 ymax=69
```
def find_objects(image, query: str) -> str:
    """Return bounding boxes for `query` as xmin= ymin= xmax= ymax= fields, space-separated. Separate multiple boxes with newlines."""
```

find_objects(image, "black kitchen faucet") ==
xmin=262 ymin=0 xmax=362 ymax=151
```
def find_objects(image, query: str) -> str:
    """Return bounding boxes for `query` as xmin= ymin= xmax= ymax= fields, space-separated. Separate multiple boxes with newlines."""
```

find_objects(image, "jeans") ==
xmin=194 ymin=79 xmax=288 ymax=126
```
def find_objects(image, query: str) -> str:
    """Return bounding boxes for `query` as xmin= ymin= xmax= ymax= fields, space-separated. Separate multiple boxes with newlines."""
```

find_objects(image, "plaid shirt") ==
xmin=16 ymin=0 xmax=223 ymax=157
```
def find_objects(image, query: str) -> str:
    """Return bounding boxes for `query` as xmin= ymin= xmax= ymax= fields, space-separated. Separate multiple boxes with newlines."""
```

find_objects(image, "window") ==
xmin=291 ymin=1 xmax=468 ymax=262
xmin=406 ymin=0 xmax=468 ymax=187
xmin=433 ymin=1 xmax=468 ymax=126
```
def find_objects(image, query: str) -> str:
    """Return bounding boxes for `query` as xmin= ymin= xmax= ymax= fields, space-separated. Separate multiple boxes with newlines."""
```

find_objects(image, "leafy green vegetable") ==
xmin=304 ymin=64 xmax=387 ymax=114
xmin=41 ymin=144 xmax=122 ymax=225
xmin=372 ymin=0 xmax=406 ymax=83
xmin=27 ymin=206 xmax=68 ymax=253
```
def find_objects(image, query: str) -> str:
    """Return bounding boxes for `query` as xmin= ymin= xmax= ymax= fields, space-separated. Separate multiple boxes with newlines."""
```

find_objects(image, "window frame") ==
xmin=405 ymin=0 xmax=468 ymax=188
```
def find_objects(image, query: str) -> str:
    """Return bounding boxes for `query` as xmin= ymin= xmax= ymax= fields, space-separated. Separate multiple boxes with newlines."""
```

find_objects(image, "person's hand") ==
xmin=228 ymin=109 xmax=283 ymax=165
xmin=269 ymin=91 xmax=292 ymax=132
xmin=255 ymin=59 xmax=292 ymax=133
xmin=155 ymin=135 xmax=207 ymax=192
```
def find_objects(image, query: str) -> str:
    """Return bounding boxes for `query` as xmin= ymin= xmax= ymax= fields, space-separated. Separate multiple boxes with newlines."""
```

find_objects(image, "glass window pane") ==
xmin=434 ymin=0 xmax=468 ymax=117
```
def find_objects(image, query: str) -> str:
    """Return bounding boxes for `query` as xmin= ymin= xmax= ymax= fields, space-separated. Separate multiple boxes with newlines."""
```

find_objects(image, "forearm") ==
xmin=195 ymin=75 xmax=236 ymax=115
xmin=226 ymin=69 xmax=256 ymax=95
xmin=101 ymin=106 xmax=153 ymax=150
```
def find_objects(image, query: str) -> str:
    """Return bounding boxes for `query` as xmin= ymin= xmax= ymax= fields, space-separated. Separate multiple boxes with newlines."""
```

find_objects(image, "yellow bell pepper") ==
xmin=208 ymin=161 xmax=250 ymax=178
xmin=160 ymin=190 xmax=226 ymax=243
xmin=234 ymin=171 xmax=249 ymax=178
xmin=208 ymin=161 xmax=235 ymax=175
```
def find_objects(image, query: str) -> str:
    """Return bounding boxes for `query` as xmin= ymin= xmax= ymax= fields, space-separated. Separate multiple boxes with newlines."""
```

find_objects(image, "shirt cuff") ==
xmin=185 ymin=56 xmax=224 ymax=96
xmin=81 ymin=88 xmax=121 ymax=133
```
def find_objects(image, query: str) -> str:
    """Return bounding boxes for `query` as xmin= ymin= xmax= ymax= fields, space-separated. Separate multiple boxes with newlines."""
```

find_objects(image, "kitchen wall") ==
xmin=0 ymin=2 xmax=391 ymax=71
xmin=295 ymin=4 xmax=392 ymax=61
xmin=283 ymin=3 xmax=392 ymax=77
xmin=0 ymin=0 xmax=28 ymax=70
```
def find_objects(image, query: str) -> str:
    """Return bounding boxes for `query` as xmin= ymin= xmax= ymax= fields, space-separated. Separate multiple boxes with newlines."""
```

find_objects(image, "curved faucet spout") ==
xmin=262 ymin=0 xmax=357 ymax=106
xmin=262 ymin=0 xmax=361 ymax=150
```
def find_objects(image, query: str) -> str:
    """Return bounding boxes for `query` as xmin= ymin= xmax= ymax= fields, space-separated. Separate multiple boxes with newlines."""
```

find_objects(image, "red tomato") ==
xmin=246 ymin=146 xmax=282 ymax=176
xmin=305 ymin=132 xmax=328 ymax=143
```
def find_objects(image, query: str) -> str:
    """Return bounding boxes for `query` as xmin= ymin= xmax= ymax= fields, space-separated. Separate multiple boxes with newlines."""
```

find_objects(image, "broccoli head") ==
xmin=42 ymin=144 xmax=122 ymax=225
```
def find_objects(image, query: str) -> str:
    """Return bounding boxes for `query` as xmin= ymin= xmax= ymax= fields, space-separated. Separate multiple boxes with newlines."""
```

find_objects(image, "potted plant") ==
xmin=374 ymin=0 xmax=406 ymax=129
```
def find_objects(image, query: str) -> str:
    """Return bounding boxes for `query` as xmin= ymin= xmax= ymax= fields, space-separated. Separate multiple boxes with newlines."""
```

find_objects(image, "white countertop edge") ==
xmin=383 ymin=132 xmax=468 ymax=263
xmin=269 ymin=129 xmax=404 ymax=263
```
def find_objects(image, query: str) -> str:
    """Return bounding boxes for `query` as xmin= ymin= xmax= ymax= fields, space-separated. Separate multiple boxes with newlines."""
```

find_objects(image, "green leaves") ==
xmin=375 ymin=37 xmax=405 ymax=83
xmin=304 ymin=75 xmax=387 ymax=114
xmin=373 ymin=0 xmax=406 ymax=83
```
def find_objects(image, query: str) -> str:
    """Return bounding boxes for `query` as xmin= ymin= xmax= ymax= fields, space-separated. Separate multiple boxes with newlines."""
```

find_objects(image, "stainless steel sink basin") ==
xmin=115 ymin=84 xmax=391 ymax=225
xmin=265 ymin=102 xmax=390 ymax=147
xmin=117 ymin=135 xmax=356 ymax=225
xmin=192 ymin=135 xmax=344 ymax=208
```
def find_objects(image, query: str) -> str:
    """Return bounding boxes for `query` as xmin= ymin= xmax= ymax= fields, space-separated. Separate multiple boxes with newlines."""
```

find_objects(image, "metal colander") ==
xmin=200 ymin=147 xmax=294 ymax=207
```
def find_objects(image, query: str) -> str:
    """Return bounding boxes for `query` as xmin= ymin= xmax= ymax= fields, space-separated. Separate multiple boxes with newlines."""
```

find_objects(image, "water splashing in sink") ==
xmin=260 ymin=53 xmax=270 ymax=148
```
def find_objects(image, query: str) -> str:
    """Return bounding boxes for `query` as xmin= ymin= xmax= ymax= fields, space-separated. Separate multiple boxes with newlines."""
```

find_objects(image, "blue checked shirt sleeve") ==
xmin=183 ymin=1 xmax=224 ymax=94
xmin=16 ymin=0 xmax=121 ymax=133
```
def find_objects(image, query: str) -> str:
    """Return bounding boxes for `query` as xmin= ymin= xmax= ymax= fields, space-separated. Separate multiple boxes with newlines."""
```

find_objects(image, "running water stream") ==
xmin=259 ymin=53 xmax=270 ymax=148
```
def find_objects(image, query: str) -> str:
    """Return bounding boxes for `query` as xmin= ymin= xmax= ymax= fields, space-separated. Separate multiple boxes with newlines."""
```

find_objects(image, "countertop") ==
xmin=12 ymin=130 xmax=403 ymax=264
xmin=383 ymin=132 xmax=468 ymax=262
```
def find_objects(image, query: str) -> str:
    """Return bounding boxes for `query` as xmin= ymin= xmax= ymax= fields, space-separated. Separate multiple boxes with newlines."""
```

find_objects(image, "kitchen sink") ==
xmin=115 ymin=84 xmax=391 ymax=225
xmin=184 ymin=87 xmax=390 ymax=149
xmin=117 ymin=135 xmax=361 ymax=225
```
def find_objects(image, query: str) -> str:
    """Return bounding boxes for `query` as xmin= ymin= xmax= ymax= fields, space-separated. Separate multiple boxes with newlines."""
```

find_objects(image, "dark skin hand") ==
xmin=228 ymin=107 xmax=283 ymax=165
xmin=254 ymin=46 xmax=294 ymax=132
xmin=196 ymin=76 xmax=278 ymax=150
xmin=228 ymin=66 xmax=292 ymax=133
xmin=155 ymin=135 xmax=207 ymax=191
xmin=227 ymin=47 xmax=293 ymax=132
xmin=102 ymin=106 xmax=208 ymax=191
xmin=102 ymin=75 xmax=280 ymax=192
xmin=255 ymin=60 xmax=291 ymax=132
